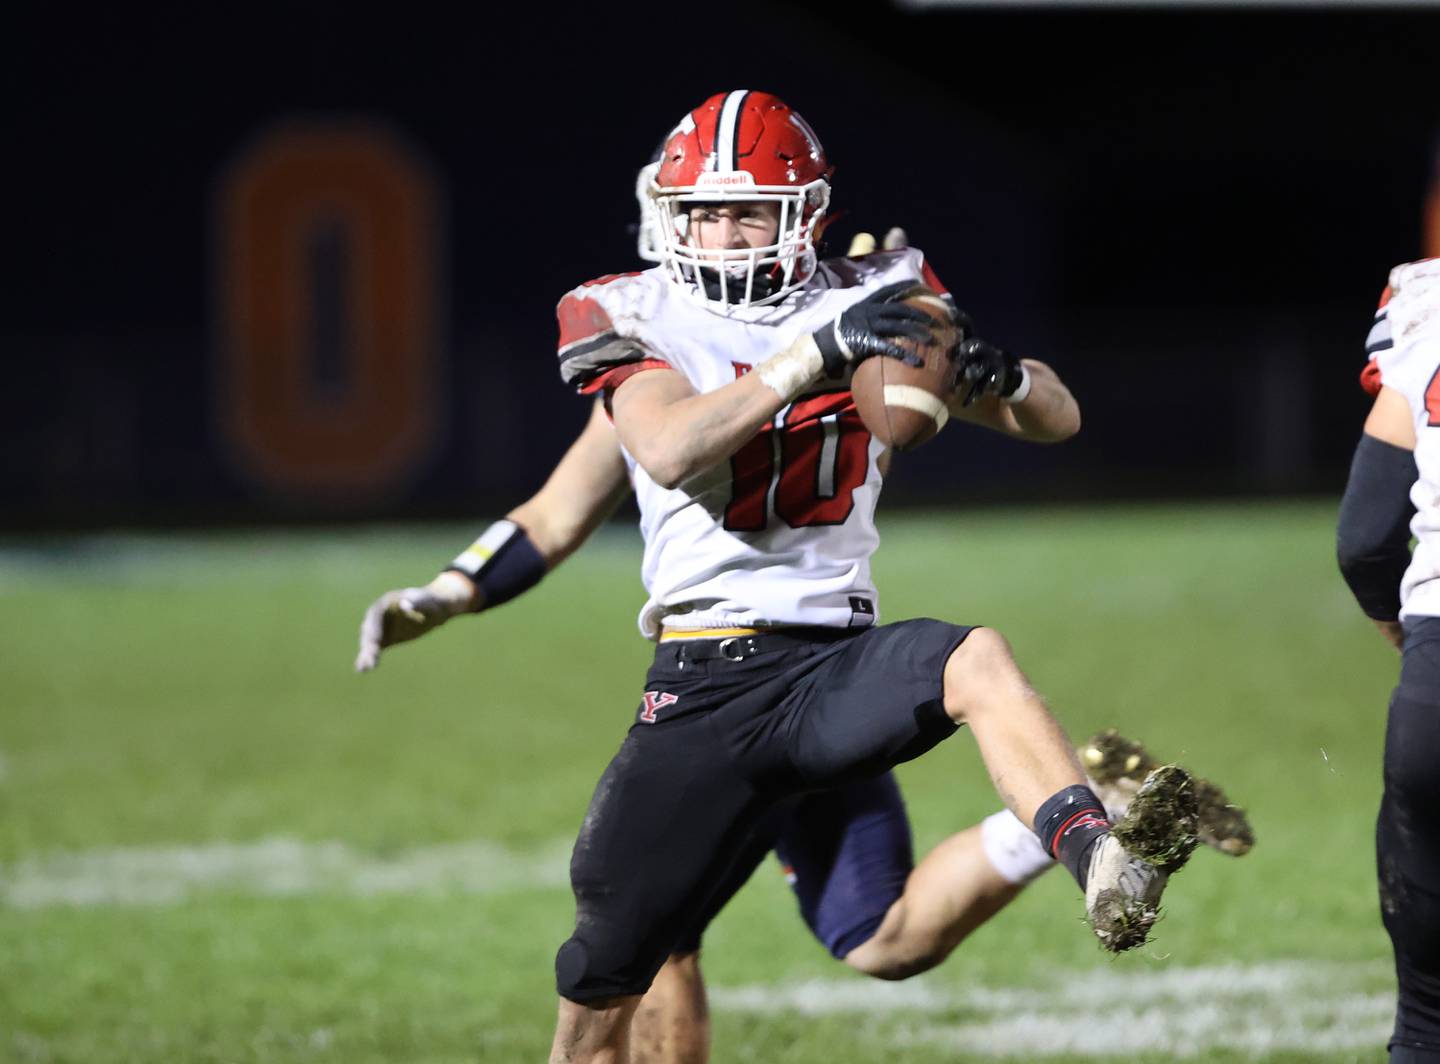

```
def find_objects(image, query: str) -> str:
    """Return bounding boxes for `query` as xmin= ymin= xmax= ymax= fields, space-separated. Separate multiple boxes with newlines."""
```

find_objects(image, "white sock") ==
xmin=980 ymin=809 xmax=1055 ymax=885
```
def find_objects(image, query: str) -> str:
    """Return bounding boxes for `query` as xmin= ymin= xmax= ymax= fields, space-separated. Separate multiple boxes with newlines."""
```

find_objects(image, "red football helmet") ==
xmin=646 ymin=90 xmax=834 ymax=309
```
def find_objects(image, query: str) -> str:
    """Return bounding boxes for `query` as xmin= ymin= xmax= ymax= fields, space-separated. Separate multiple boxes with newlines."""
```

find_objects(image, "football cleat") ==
xmin=1079 ymin=729 xmax=1255 ymax=856
xmin=1085 ymin=764 xmax=1199 ymax=953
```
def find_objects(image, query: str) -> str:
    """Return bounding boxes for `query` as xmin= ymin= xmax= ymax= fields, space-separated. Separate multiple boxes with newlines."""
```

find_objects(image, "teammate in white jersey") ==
xmin=1339 ymin=257 xmax=1440 ymax=1061
xmin=357 ymin=91 xmax=1202 ymax=1063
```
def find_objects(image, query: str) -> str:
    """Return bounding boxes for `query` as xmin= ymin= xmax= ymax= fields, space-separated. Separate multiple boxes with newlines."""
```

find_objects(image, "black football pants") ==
xmin=555 ymin=619 xmax=971 ymax=1001
xmin=1381 ymin=617 xmax=1440 ymax=1060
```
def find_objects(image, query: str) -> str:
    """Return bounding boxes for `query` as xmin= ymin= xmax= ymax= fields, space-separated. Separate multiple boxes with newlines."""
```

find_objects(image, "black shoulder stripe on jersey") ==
xmin=1366 ymin=313 xmax=1394 ymax=355
xmin=559 ymin=331 xmax=632 ymax=364
xmin=558 ymin=337 xmax=651 ymax=388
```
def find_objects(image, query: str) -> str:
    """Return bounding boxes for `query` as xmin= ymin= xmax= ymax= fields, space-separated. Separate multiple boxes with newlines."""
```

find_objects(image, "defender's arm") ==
xmin=355 ymin=400 xmax=629 ymax=671
xmin=1337 ymin=384 xmax=1418 ymax=651
xmin=506 ymin=400 xmax=632 ymax=570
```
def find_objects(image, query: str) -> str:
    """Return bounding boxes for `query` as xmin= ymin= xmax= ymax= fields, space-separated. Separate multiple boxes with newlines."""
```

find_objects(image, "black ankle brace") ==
xmin=1034 ymin=785 xmax=1112 ymax=890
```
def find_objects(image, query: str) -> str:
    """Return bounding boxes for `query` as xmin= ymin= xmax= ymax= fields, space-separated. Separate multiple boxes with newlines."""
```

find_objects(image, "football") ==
xmin=850 ymin=286 xmax=961 ymax=451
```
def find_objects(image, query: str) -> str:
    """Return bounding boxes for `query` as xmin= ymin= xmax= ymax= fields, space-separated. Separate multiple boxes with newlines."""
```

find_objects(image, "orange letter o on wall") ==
xmin=216 ymin=124 xmax=440 ymax=500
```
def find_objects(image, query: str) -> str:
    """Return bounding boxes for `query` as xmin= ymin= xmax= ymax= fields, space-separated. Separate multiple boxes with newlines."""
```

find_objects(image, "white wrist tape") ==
xmin=758 ymin=334 xmax=825 ymax=401
xmin=449 ymin=520 xmax=521 ymax=577
xmin=1003 ymin=363 xmax=1033 ymax=405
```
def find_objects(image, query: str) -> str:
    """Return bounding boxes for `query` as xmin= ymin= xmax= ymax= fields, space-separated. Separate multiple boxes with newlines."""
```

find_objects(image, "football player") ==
xmin=356 ymin=399 xmax=1253 ymax=1063
xmin=1338 ymin=257 xmax=1440 ymax=1063
xmin=360 ymin=91 xmax=1204 ymax=1063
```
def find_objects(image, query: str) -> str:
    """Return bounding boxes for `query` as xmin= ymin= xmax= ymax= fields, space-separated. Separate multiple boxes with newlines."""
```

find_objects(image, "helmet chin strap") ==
xmin=695 ymin=264 xmax=783 ymax=304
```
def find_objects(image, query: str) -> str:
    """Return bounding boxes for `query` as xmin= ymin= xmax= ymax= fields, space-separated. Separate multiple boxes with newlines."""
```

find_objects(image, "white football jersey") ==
xmin=1370 ymin=258 xmax=1440 ymax=619
xmin=556 ymin=249 xmax=952 ymax=640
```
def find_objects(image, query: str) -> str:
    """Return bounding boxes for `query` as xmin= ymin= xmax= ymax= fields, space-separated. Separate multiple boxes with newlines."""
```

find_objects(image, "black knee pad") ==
xmin=555 ymin=934 xmax=661 ymax=1003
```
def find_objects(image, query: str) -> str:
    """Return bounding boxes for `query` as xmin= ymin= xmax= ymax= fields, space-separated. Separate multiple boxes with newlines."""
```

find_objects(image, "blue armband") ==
xmin=445 ymin=520 xmax=547 ymax=612
xmin=1337 ymin=433 xmax=1416 ymax=622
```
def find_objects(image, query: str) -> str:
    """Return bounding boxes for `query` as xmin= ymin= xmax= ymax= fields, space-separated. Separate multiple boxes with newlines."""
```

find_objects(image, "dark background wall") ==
xmin=6 ymin=2 xmax=1438 ymax=527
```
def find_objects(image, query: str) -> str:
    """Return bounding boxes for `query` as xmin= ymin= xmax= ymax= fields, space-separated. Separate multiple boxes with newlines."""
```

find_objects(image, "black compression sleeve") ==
xmin=1336 ymin=433 xmax=1417 ymax=622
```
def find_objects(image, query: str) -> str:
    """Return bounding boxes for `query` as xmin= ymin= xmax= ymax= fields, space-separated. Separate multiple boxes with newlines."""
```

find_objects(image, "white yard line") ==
xmin=1 ymin=835 xmax=1397 ymax=1057
xmin=710 ymin=962 xmax=1396 ymax=1057
xmin=0 ymin=836 xmax=572 ymax=908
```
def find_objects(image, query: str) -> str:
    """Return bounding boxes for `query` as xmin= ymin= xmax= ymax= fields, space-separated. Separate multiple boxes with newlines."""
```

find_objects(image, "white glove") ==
xmin=354 ymin=571 xmax=475 ymax=672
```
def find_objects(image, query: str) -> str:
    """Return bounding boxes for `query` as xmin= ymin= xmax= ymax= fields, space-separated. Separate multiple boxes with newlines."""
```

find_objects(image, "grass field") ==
xmin=0 ymin=502 xmax=1403 ymax=1062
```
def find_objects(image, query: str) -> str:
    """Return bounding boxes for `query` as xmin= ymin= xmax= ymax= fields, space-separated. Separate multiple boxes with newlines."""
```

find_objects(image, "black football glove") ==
xmin=813 ymin=281 xmax=936 ymax=378
xmin=950 ymin=306 xmax=976 ymax=340
xmin=954 ymin=336 xmax=1025 ymax=406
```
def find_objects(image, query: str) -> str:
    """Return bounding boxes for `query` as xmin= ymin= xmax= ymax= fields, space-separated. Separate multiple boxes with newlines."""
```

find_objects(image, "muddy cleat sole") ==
xmin=1085 ymin=764 xmax=1199 ymax=953
xmin=1079 ymin=729 xmax=1255 ymax=856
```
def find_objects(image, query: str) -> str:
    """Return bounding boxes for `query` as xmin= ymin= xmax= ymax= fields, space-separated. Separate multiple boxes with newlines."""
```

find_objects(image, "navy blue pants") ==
xmin=672 ymin=771 xmax=913 ymax=960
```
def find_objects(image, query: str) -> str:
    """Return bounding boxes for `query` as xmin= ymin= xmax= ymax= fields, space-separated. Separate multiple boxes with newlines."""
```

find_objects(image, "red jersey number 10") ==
xmin=723 ymin=382 xmax=872 ymax=531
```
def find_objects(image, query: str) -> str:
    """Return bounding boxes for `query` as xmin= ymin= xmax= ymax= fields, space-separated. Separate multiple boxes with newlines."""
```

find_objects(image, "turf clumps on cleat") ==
xmin=1080 ymin=729 xmax=1256 ymax=856
xmin=1109 ymin=764 xmax=1199 ymax=874
xmin=1085 ymin=764 xmax=1200 ymax=954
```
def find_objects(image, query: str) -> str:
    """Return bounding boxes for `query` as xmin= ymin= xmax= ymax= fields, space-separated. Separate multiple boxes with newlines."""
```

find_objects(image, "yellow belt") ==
xmin=659 ymin=627 xmax=768 ymax=642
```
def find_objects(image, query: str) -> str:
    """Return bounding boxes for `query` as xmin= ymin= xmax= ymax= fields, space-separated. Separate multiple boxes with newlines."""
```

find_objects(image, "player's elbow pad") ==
xmin=1336 ymin=434 xmax=1417 ymax=622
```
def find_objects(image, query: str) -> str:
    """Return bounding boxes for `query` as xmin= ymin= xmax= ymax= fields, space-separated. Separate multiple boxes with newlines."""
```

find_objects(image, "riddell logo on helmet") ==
xmin=696 ymin=171 xmax=756 ymax=188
